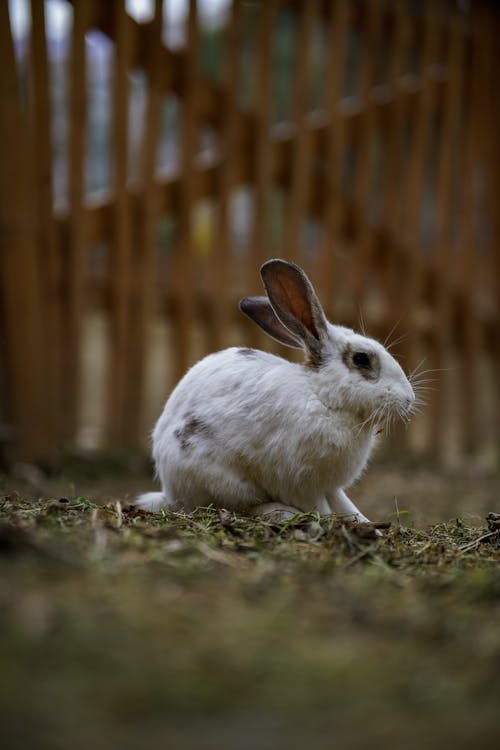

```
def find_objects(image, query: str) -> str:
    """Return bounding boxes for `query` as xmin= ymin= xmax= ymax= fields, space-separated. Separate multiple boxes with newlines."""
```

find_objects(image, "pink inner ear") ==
xmin=262 ymin=261 xmax=323 ymax=343
xmin=274 ymin=276 xmax=318 ymax=340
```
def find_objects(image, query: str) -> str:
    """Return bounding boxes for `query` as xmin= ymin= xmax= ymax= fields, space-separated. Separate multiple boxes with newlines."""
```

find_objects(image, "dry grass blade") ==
xmin=458 ymin=513 xmax=500 ymax=553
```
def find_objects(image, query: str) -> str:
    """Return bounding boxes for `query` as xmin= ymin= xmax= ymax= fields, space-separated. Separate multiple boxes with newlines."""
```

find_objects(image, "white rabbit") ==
xmin=137 ymin=259 xmax=415 ymax=523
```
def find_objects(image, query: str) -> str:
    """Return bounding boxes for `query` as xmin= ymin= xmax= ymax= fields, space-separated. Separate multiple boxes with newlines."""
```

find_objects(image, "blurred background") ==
xmin=0 ymin=0 xmax=498 ymax=475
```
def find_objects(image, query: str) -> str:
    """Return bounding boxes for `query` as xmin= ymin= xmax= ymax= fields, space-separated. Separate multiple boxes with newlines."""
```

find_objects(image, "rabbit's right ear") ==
xmin=239 ymin=296 xmax=302 ymax=348
xmin=260 ymin=260 xmax=328 ymax=362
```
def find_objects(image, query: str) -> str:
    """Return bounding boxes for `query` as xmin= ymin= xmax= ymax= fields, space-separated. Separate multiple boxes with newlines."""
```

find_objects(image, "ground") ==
xmin=1 ymin=463 xmax=499 ymax=749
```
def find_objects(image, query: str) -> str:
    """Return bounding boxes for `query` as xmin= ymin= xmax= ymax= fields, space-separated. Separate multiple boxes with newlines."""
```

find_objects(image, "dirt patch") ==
xmin=0 ymin=495 xmax=499 ymax=750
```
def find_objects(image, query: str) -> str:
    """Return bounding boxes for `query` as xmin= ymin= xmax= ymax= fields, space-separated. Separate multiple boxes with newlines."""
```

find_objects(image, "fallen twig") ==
xmin=458 ymin=514 xmax=500 ymax=553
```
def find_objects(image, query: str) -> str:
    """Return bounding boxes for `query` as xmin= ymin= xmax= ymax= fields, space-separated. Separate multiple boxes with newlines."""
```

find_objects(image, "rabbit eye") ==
xmin=352 ymin=351 xmax=372 ymax=370
xmin=343 ymin=348 xmax=380 ymax=380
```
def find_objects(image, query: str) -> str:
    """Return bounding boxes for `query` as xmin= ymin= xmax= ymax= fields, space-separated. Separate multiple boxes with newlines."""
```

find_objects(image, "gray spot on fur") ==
xmin=342 ymin=345 xmax=380 ymax=381
xmin=237 ymin=347 xmax=258 ymax=357
xmin=174 ymin=413 xmax=213 ymax=451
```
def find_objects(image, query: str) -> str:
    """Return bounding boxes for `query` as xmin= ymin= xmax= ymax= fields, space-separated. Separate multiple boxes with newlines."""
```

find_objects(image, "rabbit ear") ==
xmin=260 ymin=259 xmax=328 ymax=361
xmin=239 ymin=296 xmax=302 ymax=348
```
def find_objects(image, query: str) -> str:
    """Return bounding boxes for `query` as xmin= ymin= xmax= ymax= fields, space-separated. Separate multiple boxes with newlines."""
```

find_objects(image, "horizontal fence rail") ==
xmin=0 ymin=0 xmax=498 ymax=466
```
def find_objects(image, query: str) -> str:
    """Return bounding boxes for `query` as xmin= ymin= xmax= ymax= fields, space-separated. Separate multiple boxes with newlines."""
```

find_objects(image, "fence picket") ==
xmin=107 ymin=0 xmax=133 ymax=448
xmin=124 ymin=0 xmax=164 ymax=445
xmin=458 ymin=13 xmax=483 ymax=454
xmin=172 ymin=0 xmax=199 ymax=381
xmin=350 ymin=0 xmax=384 ymax=309
xmin=430 ymin=16 xmax=465 ymax=456
xmin=208 ymin=0 xmax=241 ymax=353
xmin=64 ymin=0 xmax=92 ymax=441
xmin=319 ymin=0 xmax=350 ymax=313
xmin=0 ymin=3 xmax=52 ymax=460
xmin=401 ymin=2 xmax=441 ymax=313
xmin=282 ymin=1 xmax=317 ymax=269
xmin=245 ymin=0 xmax=277 ymax=350
xmin=380 ymin=2 xmax=412 ymax=327
xmin=30 ymin=0 xmax=61 ymax=442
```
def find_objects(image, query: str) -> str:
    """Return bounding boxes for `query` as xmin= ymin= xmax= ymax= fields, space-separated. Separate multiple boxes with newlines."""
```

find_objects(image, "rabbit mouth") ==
xmin=355 ymin=398 xmax=415 ymax=436
xmin=386 ymin=397 xmax=416 ymax=427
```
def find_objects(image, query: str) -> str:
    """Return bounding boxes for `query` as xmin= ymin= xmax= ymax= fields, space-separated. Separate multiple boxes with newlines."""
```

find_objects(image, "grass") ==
xmin=1 ymin=492 xmax=499 ymax=750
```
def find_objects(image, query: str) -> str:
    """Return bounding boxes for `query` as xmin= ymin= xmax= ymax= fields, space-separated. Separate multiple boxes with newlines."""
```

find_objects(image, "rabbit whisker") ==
xmin=386 ymin=332 xmax=411 ymax=352
xmin=408 ymin=357 xmax=428 ymax=380
xmin=353 ymin=403 xmax=385 ymax=436
xmin=383 ymin=317 xmax=403 ymax=348
xmin=357 ymin=306 xmax=367 ymax=336
xmin=409 ymin=366 xmax=451 ymax=381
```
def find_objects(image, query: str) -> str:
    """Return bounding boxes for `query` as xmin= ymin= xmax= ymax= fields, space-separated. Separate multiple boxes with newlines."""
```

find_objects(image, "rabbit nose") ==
xmin=404 ymin=395 xmax=414 ymax=410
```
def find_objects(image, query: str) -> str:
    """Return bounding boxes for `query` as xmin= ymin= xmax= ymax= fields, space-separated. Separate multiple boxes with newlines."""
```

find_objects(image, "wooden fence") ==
xmin=0 ymin=0 xmax=498 ymax=466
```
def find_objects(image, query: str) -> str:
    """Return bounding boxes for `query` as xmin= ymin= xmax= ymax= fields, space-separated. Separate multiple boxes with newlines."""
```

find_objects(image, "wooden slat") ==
xmin=351 ymin=0 xmax=384 ymax=306
xmin=243 ymin=0 xmax=276 ymax=349
xmin=396 ymin=1 xmax=442 ymax=453
xmin=0 ymin=3 xmax=53 ymax=460
xmin=318 ymin=0 xmax=348 ymax=314
xmin=380 ymin=2 xmax=412 ymax=327
xmin=208 ymin=0 xmax=241 ymax=353
xmin=282 ymin=1 xmax=317 ymax=268
xmin=124 ymin=0 xmax=163 ymax=446
xmin=457 ymin=10 xmax=483 ymax=454
xmin=319 ymin=0 xmax=350 ymax=313
xmin=429 ymin=16 xmax=465 ymax=456
xmin=400 ymin=1 xmax=441 ymax=298
xmin=172 ymin=0 xmax=199 ymax=381
xmin=477 ymin=6 xmax=500 ymax=455
xmin=64 ymin=0 xmax=91 ymax=441
xmin=30 ymin=0 xmax=61 ymax=444
xmin=106 ymin=0 xmax=133 ymax=447
xmin=249 ymin=0 xmax=275 ymax=268
xmin=486 ymin=8 xmax=500 ymax=451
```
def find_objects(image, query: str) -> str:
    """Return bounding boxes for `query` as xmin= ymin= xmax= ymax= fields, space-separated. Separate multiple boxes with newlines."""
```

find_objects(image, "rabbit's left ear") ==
xmin=239 ymin=296 xmax=302 ymax=348
xmin=260 ymin=259 xmax=328 ymax=358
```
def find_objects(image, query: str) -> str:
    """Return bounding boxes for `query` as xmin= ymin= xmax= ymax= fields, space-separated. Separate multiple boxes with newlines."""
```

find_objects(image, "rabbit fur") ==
xmin=137 ymin=259 xmax=415 ymax=522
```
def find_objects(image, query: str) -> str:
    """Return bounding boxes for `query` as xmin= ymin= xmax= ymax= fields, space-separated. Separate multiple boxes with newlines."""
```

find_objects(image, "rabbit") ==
xmin=136 ymin=259 xmax=416 ymax=523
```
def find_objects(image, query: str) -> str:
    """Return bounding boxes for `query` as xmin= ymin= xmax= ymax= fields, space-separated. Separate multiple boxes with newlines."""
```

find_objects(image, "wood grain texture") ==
xmin=124 ymin=0 xmax=164 ymax=445
xmin=107 ymin=0 xmax=133 ymax=447
xmin=0 ymin=1 xmax=53 ymax=460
